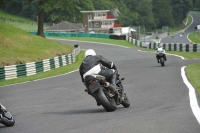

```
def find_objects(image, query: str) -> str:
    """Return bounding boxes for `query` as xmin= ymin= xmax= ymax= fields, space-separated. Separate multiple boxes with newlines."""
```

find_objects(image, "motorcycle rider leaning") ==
xmin=155 ymin=43 xmax=167 ymax=63
xmin=79 ymin=49 xmax=119 ymax=106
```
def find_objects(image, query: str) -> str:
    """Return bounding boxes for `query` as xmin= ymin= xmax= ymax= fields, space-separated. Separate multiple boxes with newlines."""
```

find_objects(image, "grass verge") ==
xmin=49 ymin=37 xmax=138 ymax=48
xmin=185 ymin=64 xmax=200 ymax=95
xmin=188 ymin=32 xmax=200 ymax=44
xmin=0 ymin=51 xmax=84 ymax=86
xmin=0 ymin=21 xmax=74 ymax=66
xmin=0 ymin=9 xmax=49 ymax=31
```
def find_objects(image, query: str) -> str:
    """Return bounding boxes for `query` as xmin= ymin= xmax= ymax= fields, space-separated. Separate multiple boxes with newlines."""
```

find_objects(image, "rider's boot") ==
xmin=111 ymin=71 xmax=118 ymax=88
xmin=110 ymin=71 xmax=120 ymax=104
xmin=164 ymin=54 xmax=167 ymax=61
xmin=0 ymin=104 xmax=2 ymax=114
xmin=156 ymin=56 xmax=159 ymax=63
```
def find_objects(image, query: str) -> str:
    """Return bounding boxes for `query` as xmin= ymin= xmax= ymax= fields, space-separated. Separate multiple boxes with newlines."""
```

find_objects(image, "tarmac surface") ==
xmin=1 ymin=12 xmax=200 ymax=133
xmin=0 ymin=38 xmax=200 ymax=133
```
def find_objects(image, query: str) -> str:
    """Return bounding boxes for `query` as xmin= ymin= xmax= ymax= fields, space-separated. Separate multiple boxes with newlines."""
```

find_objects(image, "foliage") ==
xmin=194 ymin=0 xmax=200 ymax=9
xmin=0 ymin=0 xmax=194 ymax=31
xmin=171 ymin=0 xmax=193 ymax=25
xmin=153 ymin=0 xmax=174 ymax=28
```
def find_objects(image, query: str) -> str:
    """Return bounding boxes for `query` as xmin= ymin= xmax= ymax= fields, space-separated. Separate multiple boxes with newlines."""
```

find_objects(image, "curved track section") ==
xmin=161 ymin=12 xmax=200 ymax=43
xmin=0 ymin=40 xmax=200 ymax=133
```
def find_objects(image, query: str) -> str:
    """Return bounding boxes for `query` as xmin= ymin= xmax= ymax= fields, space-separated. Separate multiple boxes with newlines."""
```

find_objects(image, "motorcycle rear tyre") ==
xmin=121 ymin=93 xmax=130 ymax=108
xmin=95 ymin=87 xmax=117 ymax=112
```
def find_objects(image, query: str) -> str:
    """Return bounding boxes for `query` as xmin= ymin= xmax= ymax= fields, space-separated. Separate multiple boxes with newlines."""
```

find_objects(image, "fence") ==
xmin=148 ymin=43 xmax=200 ymax=52
xmin=126 ymin=36 xmax=200 ymax=52
xmin=29 ymin=31 xmax=110 ymax=39
xmin=0 ymin=47 xmax=80 ymax=81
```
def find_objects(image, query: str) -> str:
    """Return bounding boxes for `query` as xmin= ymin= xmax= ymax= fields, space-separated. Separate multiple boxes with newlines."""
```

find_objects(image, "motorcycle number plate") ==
xmin=89 ymin=81 xmax=100 ymax=93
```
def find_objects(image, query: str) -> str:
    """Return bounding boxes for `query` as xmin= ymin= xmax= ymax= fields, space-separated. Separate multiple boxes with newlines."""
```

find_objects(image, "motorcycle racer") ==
xmin=79 ymin=49 xmax=119 ymax=105
xmin=155 ymin=44 xmax=167 ymax=63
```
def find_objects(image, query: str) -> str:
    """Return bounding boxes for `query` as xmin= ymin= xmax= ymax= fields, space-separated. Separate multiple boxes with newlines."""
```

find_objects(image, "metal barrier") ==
xmin=28 ymin=32 xmax=110 ymax=39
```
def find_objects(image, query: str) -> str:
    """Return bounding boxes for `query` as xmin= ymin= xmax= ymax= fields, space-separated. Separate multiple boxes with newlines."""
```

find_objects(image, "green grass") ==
xmin=0 ymin=9 xmax=49 ymax=31
xmin=185 ymin=64 xmax=200 ymax=95
xmin=0 ymin=21 xmax=74 ymax=66
xmin=188 ymin=32 xmax=200 ymax=44
xmin=166 ymin=51 xmax=200 ymax=58
xmin=0 ymin=10 xmax=199 ymax=96
xmin=0 ymin=51 xmax=84 ymax=86
xmin=50 ymin=37 xmax=200 ymax=59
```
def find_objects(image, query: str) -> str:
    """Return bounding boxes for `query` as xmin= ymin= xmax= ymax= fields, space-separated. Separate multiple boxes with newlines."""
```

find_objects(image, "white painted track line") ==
xmin=181 ymin=66 xmax=200 ymax=124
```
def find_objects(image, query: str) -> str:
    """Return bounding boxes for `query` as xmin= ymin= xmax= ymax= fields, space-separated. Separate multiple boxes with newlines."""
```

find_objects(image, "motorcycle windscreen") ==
xmin=89 ymin=81 xmax=101 ymax=93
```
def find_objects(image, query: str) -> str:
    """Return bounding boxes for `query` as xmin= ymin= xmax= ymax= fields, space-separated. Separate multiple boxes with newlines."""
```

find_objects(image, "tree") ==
xmin=45 ymin=0 xmax=93 ymax=23
xmin=37 ymin=0 xmax=45 ymax=37
xmin=0 ymin=0 xmax=6 ymax=9
xmin=152 ymin=0 xmax=174 ymax=28
xmin=171 ymin=0 xmax=193 ymax=25
xmin=120 ymin=0 xmax=154 ymax=29
xmin=3 ymin=0 xmax=22 ymax=15
xmin=194 ymin=0 xmax=200 ymax=9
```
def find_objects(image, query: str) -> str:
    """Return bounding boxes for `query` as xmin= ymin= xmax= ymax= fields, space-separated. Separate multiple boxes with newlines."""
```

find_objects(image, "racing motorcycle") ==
xmin=156 ymin=47 xmax=166 ymax=66
xmin=84 ymin=71 xmax=130 ymax=112
xmin=0 ymin=103 xmax=15 ymax=127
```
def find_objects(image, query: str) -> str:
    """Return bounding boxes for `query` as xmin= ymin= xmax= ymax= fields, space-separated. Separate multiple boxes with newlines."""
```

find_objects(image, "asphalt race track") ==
xmin=1 ymin=12 xmax=200 ymax=133
xmin=0 ymin=38 xmax=200 ymax=133
xmin=161 ymin=12 xmax=200 ymax=44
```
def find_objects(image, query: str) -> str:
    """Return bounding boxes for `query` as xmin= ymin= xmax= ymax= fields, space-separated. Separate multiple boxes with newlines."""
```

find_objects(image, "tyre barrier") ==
xmin=126 ymin=36 xmax=200 ymax=52
xmin=0 ymin=47 xmax=80 ymax=81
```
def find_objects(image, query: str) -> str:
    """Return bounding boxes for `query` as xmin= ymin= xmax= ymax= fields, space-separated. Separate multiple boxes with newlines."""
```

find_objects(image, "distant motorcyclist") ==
xmin=79 ymin=49 xmax=119 ymax=105
xmin=155 ymin=44 xmax=167 ymax=63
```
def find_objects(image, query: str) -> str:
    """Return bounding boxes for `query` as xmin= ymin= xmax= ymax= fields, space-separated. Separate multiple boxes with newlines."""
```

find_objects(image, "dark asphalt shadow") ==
xmin=44 ymin=108 xmax=107 ymax=115
xmin=0 ymin=125 xmax=7 ymax=128
xmin=43 ymin=106 xmax=126 ymax=116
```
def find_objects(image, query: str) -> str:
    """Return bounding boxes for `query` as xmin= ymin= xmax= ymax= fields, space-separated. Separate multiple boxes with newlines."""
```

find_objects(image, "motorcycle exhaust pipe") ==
xmin=104 ymin=82 xmax=117 ymax=94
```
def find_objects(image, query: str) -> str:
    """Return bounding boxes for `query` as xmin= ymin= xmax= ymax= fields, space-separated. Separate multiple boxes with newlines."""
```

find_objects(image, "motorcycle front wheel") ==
xmin=0 ymin=105 xmax=15 ymax=127
xmin=121 ymin=93 xmax=130 ymax=108
xmin=160 ymin=57 xmax=165 ymax=66
xmin=95 ymin=87 xmax=117 ymax=112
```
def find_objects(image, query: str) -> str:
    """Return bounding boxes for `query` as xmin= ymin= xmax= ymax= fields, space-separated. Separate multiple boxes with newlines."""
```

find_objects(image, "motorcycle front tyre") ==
xmin=1 ymin=116 xmax=15 ymax=127
xmin=95 ymin=87 xmax=117 ymax=112
xmin=160 ymin=57 xmax=165 ymax=66
xmin=121 ymin=93 xmax=130 ymax=108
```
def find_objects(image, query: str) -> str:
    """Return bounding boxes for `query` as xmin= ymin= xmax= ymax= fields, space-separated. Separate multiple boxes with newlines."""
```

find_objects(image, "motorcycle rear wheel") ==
xmin=95 ymin=87 xmax=117 ymax=112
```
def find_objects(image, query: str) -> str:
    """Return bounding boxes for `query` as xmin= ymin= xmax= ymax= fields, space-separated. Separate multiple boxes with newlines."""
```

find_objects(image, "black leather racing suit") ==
xmin=79 ymin=55 xmax=117 ymax=84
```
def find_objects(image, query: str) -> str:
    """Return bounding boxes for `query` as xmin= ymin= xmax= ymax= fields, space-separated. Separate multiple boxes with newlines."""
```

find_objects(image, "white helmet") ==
xmin=158 ymin=43 xmax=162 ymax=48
xmin=84 ymin=49 xmax=96 ymax=58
